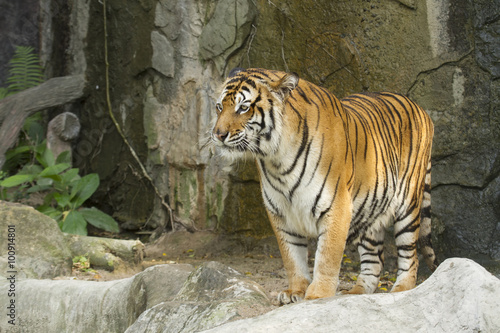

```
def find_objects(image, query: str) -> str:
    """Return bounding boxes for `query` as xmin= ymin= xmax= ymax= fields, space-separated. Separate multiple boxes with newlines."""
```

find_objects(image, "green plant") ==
xmin=0 ymin=142 xmax=119 ymax=236
xmin=72 ymin=255 xmax=97 ymax=273
xmin=2 ymin=46 xmax=44 ymax=97
xmin=1 ymin=46 xmax=46 ymax=172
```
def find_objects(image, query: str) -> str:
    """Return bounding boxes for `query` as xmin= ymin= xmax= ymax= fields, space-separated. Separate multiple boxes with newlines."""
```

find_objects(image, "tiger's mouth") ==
xmin=212 ymin=131 xmax=247 ymax=151
xmin=211 ymin=129 xmax=263 ymax=155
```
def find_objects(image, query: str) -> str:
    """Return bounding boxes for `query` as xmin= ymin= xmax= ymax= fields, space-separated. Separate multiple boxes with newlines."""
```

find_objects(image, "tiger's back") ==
xmin=211 ymin=68 xmax=437 ymax=304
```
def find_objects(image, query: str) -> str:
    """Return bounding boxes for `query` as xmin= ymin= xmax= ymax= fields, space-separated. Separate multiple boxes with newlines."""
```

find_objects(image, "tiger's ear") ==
xmin=270 ymin=72 xmax=299 ymax=99
xmin=227 ymin=67 xmax=244 ymax=78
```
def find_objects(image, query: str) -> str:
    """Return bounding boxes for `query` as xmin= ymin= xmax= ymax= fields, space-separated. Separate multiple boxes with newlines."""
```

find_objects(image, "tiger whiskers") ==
xmin=199 ymin=135 xmax=213 ymax=151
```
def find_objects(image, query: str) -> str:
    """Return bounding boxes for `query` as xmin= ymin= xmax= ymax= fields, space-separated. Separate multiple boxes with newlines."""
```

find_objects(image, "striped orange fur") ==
xmin=211 ymin=68 xmax=437 ymax=304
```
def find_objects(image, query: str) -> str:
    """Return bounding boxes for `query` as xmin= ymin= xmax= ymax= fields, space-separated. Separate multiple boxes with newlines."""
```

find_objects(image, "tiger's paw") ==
xmin=304 ymin=281 xmax=336 ymax=300
xmin=340 ymin=285 xmax=366 ymax=295
xmin=391 ymin=280 xmax=416 ymax=293
xmin=278 ymin=289 xmax=305 ymax=305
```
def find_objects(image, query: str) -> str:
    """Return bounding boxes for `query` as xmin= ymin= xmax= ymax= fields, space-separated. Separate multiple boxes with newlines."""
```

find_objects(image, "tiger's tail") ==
xmin=418 ymin=159 xmax=438 ymax=271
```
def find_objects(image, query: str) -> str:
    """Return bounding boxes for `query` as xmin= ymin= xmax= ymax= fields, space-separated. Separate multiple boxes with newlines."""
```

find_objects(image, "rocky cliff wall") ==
xmin=9 ymin=0 xmax=500 ymax=268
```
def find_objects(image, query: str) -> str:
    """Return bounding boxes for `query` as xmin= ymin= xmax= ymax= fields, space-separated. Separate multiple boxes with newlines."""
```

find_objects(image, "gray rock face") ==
xmin=0 ymin=201 xmax=72 ymax=279
xmin=125 ymin=261 xmax=272 ymax=333
xmin=203 ymin=258 xmax=500 ymax=333
xmin=0 ymin=264 xmax=194 ymax=332
xmin=151 ymin=30 xmax=175 ymax=78
xmin=0 ymin=262 xmax=272 ymax=333
xmin=473 ymin=0 xmax=500 ymax=78
xmin=198 ymin=0 xmax=257 ymax=74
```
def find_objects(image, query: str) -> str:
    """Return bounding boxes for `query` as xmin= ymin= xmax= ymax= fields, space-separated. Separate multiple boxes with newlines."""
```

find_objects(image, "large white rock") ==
xmin=0 ymin=264 xmax=193 ymax=333
xmin=0 ymin=261 xmax=271 ymax=333
xmin=203 ymin=258 xmax=500 ymax=333
xmin=125 ymin=261 xmax=272 ymax=333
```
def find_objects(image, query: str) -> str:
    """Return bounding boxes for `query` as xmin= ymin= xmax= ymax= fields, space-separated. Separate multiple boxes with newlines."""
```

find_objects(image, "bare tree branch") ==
xmin=0 ymin=75 xmax=86 ymax=169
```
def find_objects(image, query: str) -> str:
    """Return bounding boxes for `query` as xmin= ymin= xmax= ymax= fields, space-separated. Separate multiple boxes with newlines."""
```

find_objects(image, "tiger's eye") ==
xmin=216 ymin=103 xmax=223 ymax=113
xmin=239 ymin=105 xmax=249 ymax=113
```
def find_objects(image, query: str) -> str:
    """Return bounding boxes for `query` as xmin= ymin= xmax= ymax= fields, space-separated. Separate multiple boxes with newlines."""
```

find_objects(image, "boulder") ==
xmin=0 ymin=264 xmax=194 ymax=332
xmin=125 ymin=261 xmax=273 ymax=333
xmin=0 ymin=260 xmax=272 ymax=332
xmin=203 ymin=258 xmax=500 ymax=333
xmin=0 ymin=201 xmax=72 ymax=279
xmin=0 ymin=201 xmax=146 ymax=277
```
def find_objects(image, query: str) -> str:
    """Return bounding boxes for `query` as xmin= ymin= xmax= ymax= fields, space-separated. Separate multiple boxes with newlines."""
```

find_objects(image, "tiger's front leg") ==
xmin=269 ymin=214 xmax=311 ymax=305
xmin=305 ymin=195 xmax=352 ymax=300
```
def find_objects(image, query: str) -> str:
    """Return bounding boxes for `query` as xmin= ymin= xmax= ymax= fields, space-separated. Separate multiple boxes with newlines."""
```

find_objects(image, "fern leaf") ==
xmin=0 ymin=87 xmax=8 ymax=99
xmin=6 ymin=46 xmax=44 ymax=94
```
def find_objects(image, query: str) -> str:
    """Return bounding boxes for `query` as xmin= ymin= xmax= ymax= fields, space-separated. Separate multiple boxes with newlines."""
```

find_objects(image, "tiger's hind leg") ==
xmin=391 ymin=207 xmax=421 ymax=292
xmin=343 ymin=225 xmax=385 ymax=294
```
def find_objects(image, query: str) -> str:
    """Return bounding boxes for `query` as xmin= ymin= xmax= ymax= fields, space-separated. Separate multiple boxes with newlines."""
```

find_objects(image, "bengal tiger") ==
xmin=211 ymin=67 xmax=438 ymax=305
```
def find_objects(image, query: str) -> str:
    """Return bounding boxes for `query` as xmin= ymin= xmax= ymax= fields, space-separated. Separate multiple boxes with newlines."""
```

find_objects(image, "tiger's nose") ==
xmin=215 ymin=130 xmax=229 ymax=142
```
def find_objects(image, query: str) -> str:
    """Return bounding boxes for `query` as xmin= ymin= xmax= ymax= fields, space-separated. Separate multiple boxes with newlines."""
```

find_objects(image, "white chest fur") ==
xmin=258 ymin=156 xmax=333 ymax=238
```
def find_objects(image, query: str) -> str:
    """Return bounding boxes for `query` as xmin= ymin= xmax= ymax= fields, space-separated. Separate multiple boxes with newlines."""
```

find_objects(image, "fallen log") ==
xmin=0 ymin=75 xmax=86 ymax=169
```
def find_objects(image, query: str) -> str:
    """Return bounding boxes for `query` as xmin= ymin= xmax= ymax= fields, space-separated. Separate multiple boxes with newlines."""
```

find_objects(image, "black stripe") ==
xmin=287 ymin=102 xmax=303 ymax=132
xmin=282 ymin=120 xmax=309 ymax=176
xmin=278 ymin=228 xmax=306 ymax=239
xmin=317 ymin=177 xmax=339 ymax=223
xmin=310 ymin=85 xmax=327 ymax=107
xmin=394 ymin=215 xmax=420 ymax=238
xmin=244 ymin=78 xmax=257 ymax=89
xmin=258 ymin=159 xmax=285 ymax=193
xmin=312 ymin=161 xmax=333 ymax=216
xmin=263 ymin=190 xmax=283 ymax=217
xmin=286 ymin=241 xmax=308 ymax=248
xmin=361 ymin=236 xmax=384 ymax=247
xmin=306 ymin=134 xmax=324 ymax=186
xmin=295 ymin=86 xmax=311 ymax=104
xmin=289 ymin=140 xmax=313 ymax=200
xmin=397 ymin=243 xmax=417 ymax=252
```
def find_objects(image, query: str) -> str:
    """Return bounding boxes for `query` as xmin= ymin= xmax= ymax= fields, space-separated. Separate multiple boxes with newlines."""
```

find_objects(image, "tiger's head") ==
xmin=211 ymin=68 xmax=299 ymax=158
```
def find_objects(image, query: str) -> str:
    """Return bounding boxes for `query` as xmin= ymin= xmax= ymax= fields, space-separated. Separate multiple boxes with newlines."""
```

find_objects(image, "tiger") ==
xmin=211 ymin=67 xmax=438 ymax=305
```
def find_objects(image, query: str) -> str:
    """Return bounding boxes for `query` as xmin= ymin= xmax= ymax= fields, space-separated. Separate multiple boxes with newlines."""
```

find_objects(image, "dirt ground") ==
xmin=71 ymin=230 xmax=436 ymax=309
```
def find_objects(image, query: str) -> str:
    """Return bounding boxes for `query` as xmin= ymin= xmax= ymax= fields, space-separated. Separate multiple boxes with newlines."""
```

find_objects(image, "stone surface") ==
xmin=473 ymin=0 xmax=500 ymax=78
xmin=203 ymin=258 xmax=500 ymax=333
xmin=151 ymin=30 xmax=175 ymax=78
xmin=46 ymin=112 xmax=81 ymax=161
xmin=0 ymin=264 xmax=194 ymax=332
xmin=0 ymin=201 xmax=72 ymax=279
xmin=198 ymin=0 xmax=257 ymax=74
xmin=125 ymin=261 xmax=273 ymax=333
xmin=0 ymin=260 xmax=267 ymax=332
